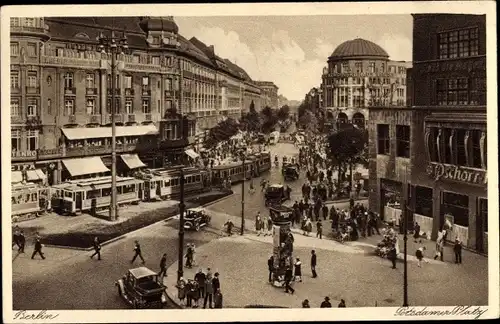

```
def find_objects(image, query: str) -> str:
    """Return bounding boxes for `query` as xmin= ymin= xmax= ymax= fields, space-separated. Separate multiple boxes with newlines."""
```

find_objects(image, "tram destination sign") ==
xmin=426 ymin=162 xmax=487 ymax=186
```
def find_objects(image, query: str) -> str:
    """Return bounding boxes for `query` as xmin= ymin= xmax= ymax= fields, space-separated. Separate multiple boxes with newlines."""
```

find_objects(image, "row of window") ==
xmin=324 ymin=77 xmax=406 ymax=86
xmin=438 ymin=27 xmax=479 ymax=59
xmin=10 ymin=98 xmax=38 ymax=117
xmin=330 ymin=62 xmax=407 ymax=74
xmin=11 ymin=129 xmax=39 ymax=152
xmin=377 ymin=124 xmax=411 ymax=158
xmin=11 ymin=71 xmax=38 ymax=88
xmin=427 ymin=127 xmax=486 ymax=169
xmin=11 ymin=42 xmax=37 ymax=57
xmin=435 ymin=77 xmax=480 ymax=106
xmin=10 ymin=17 xmax=39 ymax=27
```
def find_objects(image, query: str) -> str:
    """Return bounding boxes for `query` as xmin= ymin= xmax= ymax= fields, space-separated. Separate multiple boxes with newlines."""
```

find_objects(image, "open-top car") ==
xmin=184 ymin=207 xmax=211 ymax=231
xmin=116 ymin=267 xmax=167 ymax=309
xmin=282 ymin=164 xmax=299 ymax=181
xmin=264 ymin=184 xmax=291 ymax=207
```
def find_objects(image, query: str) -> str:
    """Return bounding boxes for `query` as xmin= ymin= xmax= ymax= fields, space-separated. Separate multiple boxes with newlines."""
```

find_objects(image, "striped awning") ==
xmin=120 ymin=154 xmax=146 ymax=170
xmin=27 ymin=169 xmax=47 ymax=182
xmin=11 ymin=171 xmax=23 ymax=184
xmin=185 ymin=149 xmax=199 ymax=159
xmin=61 ymin=125 xmax=158 ymax=140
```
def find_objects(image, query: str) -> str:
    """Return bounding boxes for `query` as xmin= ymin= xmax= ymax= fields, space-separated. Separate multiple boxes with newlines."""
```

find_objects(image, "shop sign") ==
xmin=11 ymin=150 xmax=37 ymax=158
xmin=426 ymin=162 xmax=487 ymax=185
xmin=330 ymin=72 xmax=392 ymax=78
xmin=12 ymin=163 xmax=35 ymax=171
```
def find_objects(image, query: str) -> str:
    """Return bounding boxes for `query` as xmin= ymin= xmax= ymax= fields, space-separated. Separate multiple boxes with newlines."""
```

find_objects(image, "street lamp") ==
xmin=402 ymin=164 xmax=409 ymax=307
xmin=240 ymin=150 xmax=246 ymax=235
xmin=177 ymin=114 xmax=187 ymax=282
xmin=97 ymin=30 xmax=128 ymax=221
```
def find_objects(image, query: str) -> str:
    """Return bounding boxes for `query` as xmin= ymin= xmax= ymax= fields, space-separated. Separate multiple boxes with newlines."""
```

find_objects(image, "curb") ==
xmin=40 ymin=191 xmax=235 ymax=252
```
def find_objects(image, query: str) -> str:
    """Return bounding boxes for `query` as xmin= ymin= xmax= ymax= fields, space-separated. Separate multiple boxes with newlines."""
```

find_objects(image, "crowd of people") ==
xmin=176 ymin=267 xmax=223 ymax=309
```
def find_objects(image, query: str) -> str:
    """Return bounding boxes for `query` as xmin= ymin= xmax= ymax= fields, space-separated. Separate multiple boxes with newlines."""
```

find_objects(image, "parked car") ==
xmin=116 ymin=267 xmax=167 ymax=309
xmin=184 ymin=207 xmax=211 ymax=231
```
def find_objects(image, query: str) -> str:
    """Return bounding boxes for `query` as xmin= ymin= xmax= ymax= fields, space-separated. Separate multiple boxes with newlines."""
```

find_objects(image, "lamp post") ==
xmin=403 ymin=164 xmax=409 ymax=307
xmin=177 ymin=114 xmax=186 ymax=282
xmin=97 ymin=30 xmax=128 ymax=221
xmin=240 ymin=151 xmax=246 ymax=235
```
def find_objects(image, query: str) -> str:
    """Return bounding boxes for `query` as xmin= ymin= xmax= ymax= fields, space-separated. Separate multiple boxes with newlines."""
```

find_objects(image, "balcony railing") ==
xmin=10 ymin=25 xmax=49 ymax=39
xmin=41 ymin=56 xmax=101 ymax=69
xmin=145 ymin=114 xmax=152 ymax=121
xmin=89 ymin=115 xmax=100 ymax=124
xmin=165 ymin=90 xmax=173 ymax=97
xmin=68 ymin=115 xmax=76 ymax=123
xmin=37 ymin=148 xmax=63 ymax=160
xmin=86 ymin=88 xmax=98 ymax=95
xmin=11 ymin=115 xmax=24 ymax=124
xmin=125 ymin=88 xmax=135 ymax=96
xmin=105 ymin=114 xmax=123 ymax=124
xmin=127 ymin=114 xmax=136 ymax=123
xmin=142 ymin=89 xmax=151 ymax=96
xmin=123 ymin=62 xmax=177 ymax=74
xmin=26 ymin=86 xmax=40 ymax=94
xmin=64 ymin=87 xmax=76 ymax=96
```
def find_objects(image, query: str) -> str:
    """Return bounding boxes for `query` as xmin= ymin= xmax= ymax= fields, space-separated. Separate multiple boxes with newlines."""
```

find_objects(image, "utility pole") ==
xmin=403 ymin=164 xmax=409 ymax=307
xmin=97 ymin=30 xmax=128 ymax=221
xmin=240 ymin=152 xmax=245 ymax=235
xmin=177 ymin=71 xmax=186 ymax=281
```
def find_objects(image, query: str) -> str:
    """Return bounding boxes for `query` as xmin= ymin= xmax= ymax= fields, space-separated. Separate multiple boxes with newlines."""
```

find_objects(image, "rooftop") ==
xmin=329 ymin=38 xmax=389 ymax=60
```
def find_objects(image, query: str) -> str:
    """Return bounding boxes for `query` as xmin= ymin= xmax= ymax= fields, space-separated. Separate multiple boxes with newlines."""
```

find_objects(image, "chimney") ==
xmin=209 ymin=45 xmax=215 ymax=54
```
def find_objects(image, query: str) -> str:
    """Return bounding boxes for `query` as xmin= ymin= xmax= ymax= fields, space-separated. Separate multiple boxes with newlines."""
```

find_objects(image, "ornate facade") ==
xmin=321 ymin=38 xmax=411 ymax=129
xmin=254 ymin=81 xmax=279 ymax=109
xmin=10 ymin=16 xmax=269 ymax=184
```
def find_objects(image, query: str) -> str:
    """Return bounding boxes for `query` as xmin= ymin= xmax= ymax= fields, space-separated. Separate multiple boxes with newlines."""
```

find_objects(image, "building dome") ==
xmin=139 ymin=16 xmax=179 ymax=34
xmin=329 ymin=38 xmax=389 ymax=60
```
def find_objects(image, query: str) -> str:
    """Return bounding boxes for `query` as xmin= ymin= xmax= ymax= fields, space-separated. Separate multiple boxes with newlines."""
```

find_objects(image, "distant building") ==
xmin=254 ymin=81 xmax=279 ymax=109
xmin=321 ymin=38 xmax=411 ymax=129
xmin=368 ymin=14 xmax=487 ymax=253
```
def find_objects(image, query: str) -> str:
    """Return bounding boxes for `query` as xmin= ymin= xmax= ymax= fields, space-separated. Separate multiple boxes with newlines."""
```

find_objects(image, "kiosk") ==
xmin=269 ymin=205 xmax=294 ymax=287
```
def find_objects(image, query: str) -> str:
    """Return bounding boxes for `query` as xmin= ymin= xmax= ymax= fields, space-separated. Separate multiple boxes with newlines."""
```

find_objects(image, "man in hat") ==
xmin=310 ymin=250 xmax=317 ymax=278
xmin=158 ymin=253 xmax=167 ymax=280
xmin=453 ymin=238 xmax=462 ymax=264
xmin=31 ymin=235 xmax=46 ymax=260
xmin=131 ymin=240 xmax=145 ymax=264
xmin=320 ymin=296 xmax=332 ymax=308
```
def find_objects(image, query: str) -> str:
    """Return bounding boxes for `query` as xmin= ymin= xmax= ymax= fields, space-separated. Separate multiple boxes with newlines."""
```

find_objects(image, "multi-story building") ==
xmin=368 ymin=14 xmax=487 ymax=253
xmin=10 ymin=16 xmax=270 ymax=183
xmin=254 ymin=81 xmax=279 ymax=109
xmin=321 ymin=38 xmax=411 ymax=129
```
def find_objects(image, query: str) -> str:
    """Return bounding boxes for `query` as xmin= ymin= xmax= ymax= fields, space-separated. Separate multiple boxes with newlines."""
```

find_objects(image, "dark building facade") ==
xmin=368 ymin=14 xmax=487 ymax=253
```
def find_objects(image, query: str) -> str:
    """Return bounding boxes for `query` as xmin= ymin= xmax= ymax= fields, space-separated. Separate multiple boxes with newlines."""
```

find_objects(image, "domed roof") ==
xmin=139 ymin=16 xmax=179 ymax=34
xmin=329 ymin=38 xmax=389 ymax=60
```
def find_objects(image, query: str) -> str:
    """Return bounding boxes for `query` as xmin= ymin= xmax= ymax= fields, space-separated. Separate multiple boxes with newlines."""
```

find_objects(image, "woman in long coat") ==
xmin=294 ymin=258 xmax=302 ymax=282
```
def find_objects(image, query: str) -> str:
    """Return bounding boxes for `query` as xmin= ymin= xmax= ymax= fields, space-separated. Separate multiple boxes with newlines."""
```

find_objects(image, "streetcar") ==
xmin=51 ymin=176 xmax=143 ymax=215
xmin=211 ymin=161 xmax=254 ymax=185
xmin=11 ymin=182 xmax=48 ymax=221
xmin=255 ymin=151 xmax=271 ymax=173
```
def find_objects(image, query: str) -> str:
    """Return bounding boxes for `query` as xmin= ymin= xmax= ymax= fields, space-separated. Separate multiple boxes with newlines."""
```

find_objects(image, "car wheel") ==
xmin=195 ymin=223 xmax=201 ymax=231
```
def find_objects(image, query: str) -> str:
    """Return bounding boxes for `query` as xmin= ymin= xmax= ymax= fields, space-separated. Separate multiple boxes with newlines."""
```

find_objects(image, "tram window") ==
xmin=164 ymin=180 xmax=170 ymax=187
xmin=86 ymin=189 xmax=100 ymax=199
xmin=122 ymin=184 xmax=134 ymax=194
xmin=117 ymin=186 xmax=123 ymax=194
xmin=187 ymin=176 xmax=192 ymax=184
xmin=196 ymin=175 xmax=201 ymax=182
xmin=102 ymin=188 xmax=111 ymax=197
xmin=64 ymin=191 xmax=73 ymax=198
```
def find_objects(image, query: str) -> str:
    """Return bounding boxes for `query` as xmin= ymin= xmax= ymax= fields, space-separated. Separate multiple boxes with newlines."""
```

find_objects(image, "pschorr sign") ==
xmin=426 ymin=162 xmax=487 ymax=186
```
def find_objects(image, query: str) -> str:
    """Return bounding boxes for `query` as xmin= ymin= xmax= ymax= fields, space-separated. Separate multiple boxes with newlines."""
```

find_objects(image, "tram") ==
xmin=211 ymin=161 xmax=254 ymax=185
xmin=254 ymin=151 xmax=271 ymax=173
xmin=51 ymin=176 xmax=143 ymax=215
xmin=11 ymin=182 xmax=48 ymax=221
xmin=135 ymin=166 xmax=209 ymax=201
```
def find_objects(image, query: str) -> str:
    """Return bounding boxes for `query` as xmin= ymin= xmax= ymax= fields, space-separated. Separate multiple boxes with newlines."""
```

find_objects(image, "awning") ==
xmin=185 ymin=149 xmax=200 ymax=159
xmin=120 ymin=154 xmax=146 ymax=170
xmin=27 ymin=169 xmax=47 ymax=182
xmin=62 ymin=157 xmax=110 ymax=177
xmin=11 ymin=171 xmax=23 ymax=184
xmin=61 ymin=125 xmax=158 ymax=140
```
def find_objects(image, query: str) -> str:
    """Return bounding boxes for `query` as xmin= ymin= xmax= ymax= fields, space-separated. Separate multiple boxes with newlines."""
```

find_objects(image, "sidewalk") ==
xmin=163 ymin=229 xmax=486 ymax=309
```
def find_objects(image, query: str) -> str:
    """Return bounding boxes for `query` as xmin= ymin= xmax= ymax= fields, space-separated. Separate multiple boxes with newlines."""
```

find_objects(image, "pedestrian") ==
xmin=185 ymin=244 xmax=194 ymax=267
xmin=305 ymin=218 xmax=312 ymax=236
xmin=249 ymin=179 xmax=255 ymax=194
xmin=322 ymin=204 xmax=328 ymax=221
xmin=214 ymin=288 xmax=223 ymax=308
xmin=224 ymin=220 xmax=234 ymax=236
xmin=316 ymin=220 xmax=323 ymax=239
xmin=158 ymin=253 xmax=167 ymax=280
xmin=90 ymin=236 xmax=102 ymax=260
xmin=434 ymin=230 xmax=445 ymax=261
xmin=268 ymin=255 xmax=274 ymax=282
xmin=212 ymin=272 xmax=221 ymax=293
xmin=255 ymin=212 xmax=262 ymax=236
xmin=194 ymin=268 xmax=206 ymax=298
xmin=453 ymin=238 xmax=462 ymax=264
xmin=320 ymin=296 xmax=332 ymax=308
xmin=338 ymin=299 xmax=346 ymax=307
xmin=302 ymin=299 xmax=310 ymax=308
xmin=31 ymin=235 xmax=46 ymax=260
xmin=415 ymin=246 xmax=428 ymax=267
xmin=388 ymin=245 xmax=397 ymax=269
xmin=203 ymin=273 xmax=214 ymax=308
xmin=12 ymin=228 xmax=20 ymax=250
xmin=310 ymin=250 xmax=317 ymax=278
xmin=284 ymin=267 xmax=295 ymax=294
xmin=189 ymin=280 xmax=200 ymax=308
xmin=18 ymin=230 xmax=26 ymax=253
xmin=294 ymin=257 xmax=302 ymax=282
xmin=176 ymin=277 xmax=187 ymax=305
xmin=267 ymin=216 xmax=273 ymax=236
xmin=413 ymin=222 xmax=421 ymax=243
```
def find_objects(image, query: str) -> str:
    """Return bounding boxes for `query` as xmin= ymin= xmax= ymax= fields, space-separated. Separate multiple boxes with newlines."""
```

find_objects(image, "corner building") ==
xmin=321 ymin=38 xmax=410 ymax=129
xmin=368 ymin=14 xmax=487 ymax=253
xmin=10 ymin=17 xmax=267 ymax=184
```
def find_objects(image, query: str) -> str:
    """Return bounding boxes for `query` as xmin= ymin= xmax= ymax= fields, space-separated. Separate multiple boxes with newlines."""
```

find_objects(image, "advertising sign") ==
xmin=426 ymin=162 xmax=487 ymax=186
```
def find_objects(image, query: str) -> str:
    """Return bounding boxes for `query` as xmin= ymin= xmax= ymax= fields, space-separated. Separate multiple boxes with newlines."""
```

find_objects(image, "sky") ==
xmin=176 ymin=15 xmax=413 ymax=101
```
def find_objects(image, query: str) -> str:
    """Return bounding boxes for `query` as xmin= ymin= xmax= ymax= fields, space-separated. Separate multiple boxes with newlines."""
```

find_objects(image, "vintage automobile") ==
xmin=115 ymin=267 xmax=167 ymax=308
xmin=282 ymin=164 xmax=299 ymax=181
xmin=184 ymin=207 xmax=211 ymax=231
xmin=264 ymin=184 xmax=291 ymax=207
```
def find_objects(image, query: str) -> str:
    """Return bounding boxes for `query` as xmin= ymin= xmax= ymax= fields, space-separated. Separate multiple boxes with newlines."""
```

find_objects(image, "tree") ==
xmin=327 ymin=126 xmax=368 ymax=194
xmin=298 ymin=110 xmax=318 ymax=133
xmin=260 ymin=106 xmax=279 ymax=134
xmin=277 ymin=105 xmax=290 ymax=121
xmin=204 ymin=117 xmax=240 ymax=149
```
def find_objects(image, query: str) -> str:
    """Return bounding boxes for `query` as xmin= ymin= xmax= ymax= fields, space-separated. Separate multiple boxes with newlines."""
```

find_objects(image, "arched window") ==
xmin=352 ymin=112 xmax=365 ymax=128
xmin=337 ymin=112 xmax=348 ymax=124
xmin=74 ymin=32 xmax=90 ymax=40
